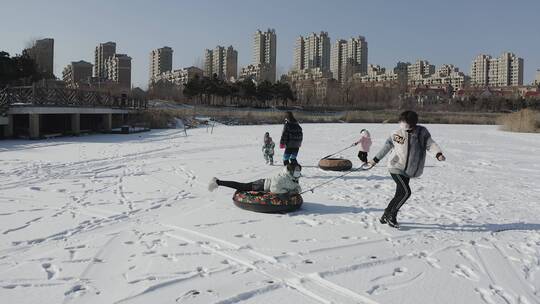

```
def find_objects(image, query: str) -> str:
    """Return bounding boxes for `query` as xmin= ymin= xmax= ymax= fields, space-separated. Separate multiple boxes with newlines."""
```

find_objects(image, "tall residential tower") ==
xmin=203 ymin=46 xmax=238 ymax=80
xmin=294 ymin=32 xmax=331 ymax=72
xmin=149 ymin=46 xmax=173 ymax=84
xmin=253 ymin=29 xmax=277 ymax=82
xmin=25 ymin=38 xmax=54 ymax=77
xmin=94 ymin=42 xmax=116 ymax=79
xmin=470 ymin=52 xmax=524 ymax=87
xmin=330 ymin=36 xmax=368 ymax=84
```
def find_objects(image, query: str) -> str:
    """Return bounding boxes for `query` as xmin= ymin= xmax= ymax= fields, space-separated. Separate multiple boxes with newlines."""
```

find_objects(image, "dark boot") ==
xmin=387 ymin=215 xmax=400 ymax=229
xmin=379 ymin=213 xmax=389 ymax=224
xmin=283 ymin=160 xmax=290 ymax=166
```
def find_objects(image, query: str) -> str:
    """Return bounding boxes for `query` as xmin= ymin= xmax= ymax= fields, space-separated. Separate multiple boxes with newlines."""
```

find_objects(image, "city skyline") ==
xmin=2 ymin=0 xmax=539 ymax=88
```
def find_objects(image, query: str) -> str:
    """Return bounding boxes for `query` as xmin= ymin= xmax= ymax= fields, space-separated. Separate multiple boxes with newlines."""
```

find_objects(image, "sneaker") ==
xmin=208 ymin=177 xmax=219 ymax=192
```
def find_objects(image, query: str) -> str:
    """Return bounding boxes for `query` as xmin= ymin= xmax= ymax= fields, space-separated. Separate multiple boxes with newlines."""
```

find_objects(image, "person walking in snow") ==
xmin=353 ymin=129 xmax=372 ymax=165
xmin=208 ymin=163 xmax=302 ymax=194
xmin=280 ymin=111 xmax=303 ymax=166
xmin=262 ymin=132 xmax=275 ymax=165
xmin=368 ymin=111 xmax=446 ymax=229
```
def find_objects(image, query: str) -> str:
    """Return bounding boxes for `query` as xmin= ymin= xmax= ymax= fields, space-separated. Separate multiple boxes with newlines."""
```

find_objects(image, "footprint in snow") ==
xmin=176 ymin=289 xmax=200 ymax=302
xmin=234 ymin=233 xmax=258 ymax=239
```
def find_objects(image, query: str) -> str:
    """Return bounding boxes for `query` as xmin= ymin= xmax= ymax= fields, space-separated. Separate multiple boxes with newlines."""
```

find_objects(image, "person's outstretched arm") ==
xmin=372 ymin=135 xmax=394 ymax=164
xmin=425 ymin=131 xmax=445 ymax=161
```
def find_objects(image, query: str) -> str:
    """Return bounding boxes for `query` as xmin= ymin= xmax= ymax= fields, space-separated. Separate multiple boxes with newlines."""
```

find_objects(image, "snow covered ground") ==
xmin=0 ymin=123 xmax=539 ymax=304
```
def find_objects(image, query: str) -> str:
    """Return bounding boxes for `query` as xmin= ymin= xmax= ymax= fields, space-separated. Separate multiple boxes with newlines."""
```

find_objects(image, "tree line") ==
xmin=148 ymin=75 xmax=295 ymax=107
xmin=0 ymin=51 xmax=47 ymax=88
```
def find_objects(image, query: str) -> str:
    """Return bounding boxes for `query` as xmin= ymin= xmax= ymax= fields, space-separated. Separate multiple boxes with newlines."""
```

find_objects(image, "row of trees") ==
xmin=148 ymin=75 xmax=295 ymax=107
xmin=0 ymin=51 xmax=46 ymax=88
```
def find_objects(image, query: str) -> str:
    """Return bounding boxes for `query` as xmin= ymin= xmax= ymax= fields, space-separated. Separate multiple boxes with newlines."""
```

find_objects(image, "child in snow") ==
xmin=368 ymin=111 xmax=446 ymax=229
xmin=280 ymin=112 xmax=303 ymax=166
xmin=262 ymin=132 xmax=275 ymax=165
xmin=208 ymin=163 xmax=302 ymax=194
xmin=353 ymin=129 xmax=372 ymax=165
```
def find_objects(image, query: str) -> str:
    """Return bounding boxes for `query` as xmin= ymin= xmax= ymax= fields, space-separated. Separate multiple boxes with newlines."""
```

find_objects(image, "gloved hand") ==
xmin=437 ymin=154 xmax=446 ymax=161
xmin=279 ymin=144 xmax=285 ymax=149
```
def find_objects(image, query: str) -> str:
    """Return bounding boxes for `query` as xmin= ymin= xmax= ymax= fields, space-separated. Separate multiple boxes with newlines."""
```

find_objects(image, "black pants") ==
xmin=217 ymin=179 xmax=265 ymax=191
xmin=357 ymin=151 xmax=368 ymax=163
xmin=385 ymin=174 xmax=411 ymax=218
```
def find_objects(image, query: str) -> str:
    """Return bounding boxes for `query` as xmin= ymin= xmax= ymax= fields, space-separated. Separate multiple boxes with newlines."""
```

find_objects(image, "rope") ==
xmin=300 ymin=165 xmax=372 ymax=195
xmin=321 ymin=144 xmax=355 ymax=159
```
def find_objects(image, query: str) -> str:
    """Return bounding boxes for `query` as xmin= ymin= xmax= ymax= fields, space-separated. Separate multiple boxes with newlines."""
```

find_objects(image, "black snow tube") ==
xmin=232 ymin=191 xmax=303 ymax=213
xmin=318 ymin=158 xmax=353 ymax=171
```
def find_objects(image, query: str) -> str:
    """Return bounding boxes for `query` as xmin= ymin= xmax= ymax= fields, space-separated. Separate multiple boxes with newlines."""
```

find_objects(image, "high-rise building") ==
xmin=204 ymin=49 xmax=214 ymax=77
xmin=408 ymin=60 xmax=435 ymax=81
xmin=330 ymin=36 xmax=368 ymax=84
xmin=25 ymin=38 xmax=54 ymax=77
xmin=294 ymin=32 xmax=331 ymax=72
xmin=149 ymin=46 xmax=173 ymax=83
xmin=346 ymin=36 xmax=368 ymax=75
xmin=470 ymin=54 xmax=491 ymax=87
xmin=293 ymin=37 xmax=305 ymax=71
xmin=253 ymin=29 xmax=277 ymax=82
xmin=105 ymin=54 xmax=131 ymax=89
xmin=470 ymin=52 xmax=523 ymax=87
xmin=330 ymin=39 xmax=347 ymax=84
xmin=204 ymin=46 xmax=238 ymax=80
xmin=62 ymin=60 xmax=93 ymax=88
xmin=535 ymin=69 xmax=540 ymax=85
xmin=94 ymin=42 xmax=116 ymax=79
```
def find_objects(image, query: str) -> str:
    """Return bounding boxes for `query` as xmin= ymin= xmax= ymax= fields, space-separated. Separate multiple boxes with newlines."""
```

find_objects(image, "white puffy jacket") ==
xmin=264 ymin=168 xmax=302 ymax=194
xmin=374 ymin=125 xmax=442 ymax=178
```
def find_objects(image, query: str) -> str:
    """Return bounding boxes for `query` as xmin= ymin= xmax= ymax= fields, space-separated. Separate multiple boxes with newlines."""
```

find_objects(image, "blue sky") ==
xmin=1 ymin=0 xmax=539 ymax=88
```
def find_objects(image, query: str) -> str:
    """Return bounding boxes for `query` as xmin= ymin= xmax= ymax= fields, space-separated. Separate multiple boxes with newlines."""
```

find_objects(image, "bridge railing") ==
xmin=0 ymin=87 xmax=147 ymax=112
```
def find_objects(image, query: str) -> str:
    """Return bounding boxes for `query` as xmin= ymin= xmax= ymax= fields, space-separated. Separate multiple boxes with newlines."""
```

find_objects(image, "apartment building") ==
xmin=204 ymin=46 xmax=237 ymax=80
xmin=409 ymin=64 xmax=470 ymax=89
xmin=94 ymin=42 xmax=116 ymax=79
xmin=536 ymin=69 xmax=540 ymax=85
xmin=407 ymin=60 xmax=435 ymax=82
xmin=152 ymin=66 xmax=204 ymax=86
xmin=149 ymin=47 xmax=173 ymax=83
xmin=356 ymin=62 xmax=409 ymax=87
xmin=294 ymin=32 xmax=331 ymax=72
xmin=330 ymin=36 xmax=368 ymax=84
xmin=470 ymin=52 xmax=524 ymax=87
xmin=105 ymin=54 xmax=131 ymax=89
xmin=62 ymin=60 xmax=93 ymax=88
xmin=25 ymin=38 xmax=54 ymax=77
xmin=253 ymin=29 xmax=277 ymax=82
xmin=239 ymin=64 xmax=272 ymax=83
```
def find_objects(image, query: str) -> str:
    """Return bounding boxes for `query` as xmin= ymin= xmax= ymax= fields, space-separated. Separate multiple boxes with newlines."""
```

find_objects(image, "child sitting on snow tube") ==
xmin=208 ymin=163 xmax=302 ymax=194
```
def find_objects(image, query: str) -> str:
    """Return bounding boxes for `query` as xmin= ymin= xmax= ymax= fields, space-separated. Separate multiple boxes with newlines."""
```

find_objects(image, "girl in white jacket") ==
xmin=369 ymin=111 xmax=446 ymax=229
xmin=208 ymin=163 xmax=302 ymax=194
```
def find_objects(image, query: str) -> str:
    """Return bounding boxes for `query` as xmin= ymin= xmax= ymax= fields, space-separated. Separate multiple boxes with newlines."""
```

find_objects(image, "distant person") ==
xmin=368 ymin=111 xmax=446 ymax=229
xmin=279 ymin=111 xmax=303 ymax=166
xmin=208 ymin=163 xmax=302 ymax=194
xmin=353 ymin=128 xmax=372 ymax=165
xmin=262 ymin=132 xmax=275 ymax=165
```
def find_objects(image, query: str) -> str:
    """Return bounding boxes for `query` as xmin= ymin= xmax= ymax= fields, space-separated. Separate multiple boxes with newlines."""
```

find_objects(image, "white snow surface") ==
xmin=0 ymin=124 xmax=539 ymax=304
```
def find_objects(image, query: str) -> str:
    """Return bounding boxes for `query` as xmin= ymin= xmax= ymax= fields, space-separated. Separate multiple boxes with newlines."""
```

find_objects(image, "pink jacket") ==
xmin=355 ymin=130 xmax=372 ymax=152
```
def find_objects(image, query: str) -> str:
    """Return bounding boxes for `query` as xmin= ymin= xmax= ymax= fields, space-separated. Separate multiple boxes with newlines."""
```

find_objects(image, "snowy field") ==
xmin=0 ymin=123 xmax=539 ymax=304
